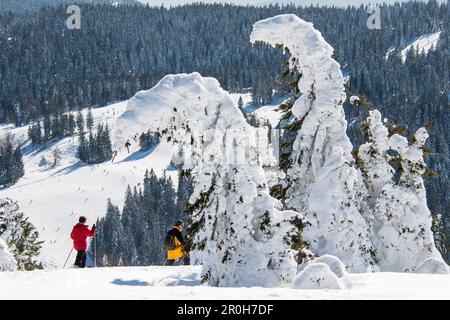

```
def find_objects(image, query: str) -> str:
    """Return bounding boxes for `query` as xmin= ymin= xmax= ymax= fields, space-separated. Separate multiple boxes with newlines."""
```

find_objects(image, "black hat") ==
xmin=79 ymin=216 xmax=87 ymax=223
xmin=174 ymin=220 xmax=183 ymax=227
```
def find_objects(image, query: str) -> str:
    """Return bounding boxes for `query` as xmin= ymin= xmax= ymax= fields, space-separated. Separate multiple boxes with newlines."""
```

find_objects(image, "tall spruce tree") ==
xmin=0 ymin=135 xmax=25 ymax=186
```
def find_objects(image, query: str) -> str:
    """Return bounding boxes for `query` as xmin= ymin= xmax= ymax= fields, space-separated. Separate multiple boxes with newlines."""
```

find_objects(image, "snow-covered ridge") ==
xmin=1 ymin=266 xmax=450 ymax=300
xmin=386 ymin=31 xmax=441 ymax=62
xmin=117 ymin=72 xmax=300 ymax=288
xmin=401 ymin=31 xmax=441 ymax=62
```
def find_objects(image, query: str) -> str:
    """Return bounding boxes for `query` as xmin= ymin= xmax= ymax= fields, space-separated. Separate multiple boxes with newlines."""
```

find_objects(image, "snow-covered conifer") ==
xmin=0 ymin=198 xmax=43 ymax=270
xmin=116 ymin=72 xmax=303 ymax=287
xmin=250 ymin=14 xmax=376 ymax=272
xmin=358 ymin=111 xmax=444 ymax=271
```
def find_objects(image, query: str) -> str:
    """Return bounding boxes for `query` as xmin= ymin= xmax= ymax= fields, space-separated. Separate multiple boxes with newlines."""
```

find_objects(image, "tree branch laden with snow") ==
xmin=358 ymin=111 xmax=444 ymax=272
xmin=116 ymin=72 xmax=303 ymax=287
xmin=250 ymin=14 xmax=377 ymax=272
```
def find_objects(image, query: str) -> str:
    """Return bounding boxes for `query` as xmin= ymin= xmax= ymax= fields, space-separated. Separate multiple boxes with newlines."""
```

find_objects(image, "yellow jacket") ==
xmin=167 ymin=226 xmax=185 ymax=260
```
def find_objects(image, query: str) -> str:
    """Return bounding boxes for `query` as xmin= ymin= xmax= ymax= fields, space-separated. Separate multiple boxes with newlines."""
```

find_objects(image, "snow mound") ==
xmin=290 ymin=263 xmax=344 ymax=290
xmin=415 ymin=258 xmax=450 ymax=275
xmin=115 ymin=72 xmax=241 ymax=147
xmin=117 ymin=72 xmax=299 ymax=288
xmin=313 ymin=255 xmax=347 ymax=278
xmin=0 ymin=238 xmax=16 ymax=271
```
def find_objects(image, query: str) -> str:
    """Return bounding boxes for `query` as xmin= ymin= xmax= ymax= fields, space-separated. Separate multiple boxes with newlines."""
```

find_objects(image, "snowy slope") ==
xmin=401 ymin=31 xmax=441 ymax=62
xmin=386 ymin=31 xmax=441 ymax=62
xmin=0 ymin=266 xmax=449 ymax=300
xmin=0 ymin=101 xmax=177 ymax=268
xmin=0 ymin=91 xmax=278 ymax=269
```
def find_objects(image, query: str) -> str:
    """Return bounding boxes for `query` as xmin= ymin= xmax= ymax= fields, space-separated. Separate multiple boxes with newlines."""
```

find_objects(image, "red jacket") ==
xmin=70 ymin=223 xmax=96 ymax=251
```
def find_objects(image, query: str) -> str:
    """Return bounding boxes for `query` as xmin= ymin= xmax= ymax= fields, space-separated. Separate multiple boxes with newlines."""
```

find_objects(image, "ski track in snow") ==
xmin=0 ymin=266 xmax=449 ymax=299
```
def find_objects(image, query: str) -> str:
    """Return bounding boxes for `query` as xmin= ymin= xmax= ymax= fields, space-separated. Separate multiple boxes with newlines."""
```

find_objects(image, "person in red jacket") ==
xmin=70 ymin=216 xmax=96 ymax=268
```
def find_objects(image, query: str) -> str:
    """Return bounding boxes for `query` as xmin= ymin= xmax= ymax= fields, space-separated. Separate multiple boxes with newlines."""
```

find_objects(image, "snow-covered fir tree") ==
xmin=116 ymin=72 xmax=304 ymax=287
xmin=0 ymin=198 xmax=43 ymax=270
xmin=0 ymin=238 xmax=17 ymax=271
xmin=77 ymin=123 xmax=113 ymax=164
xmin=358 ymin=110 xmax=444 ymax=271
xmin=95 ymin=199 xmax=124 ymax=266
xmin=0 ymin=135 xmax=24 ymax=187
xmin=250 ymin=14 xmax=377 ymax=272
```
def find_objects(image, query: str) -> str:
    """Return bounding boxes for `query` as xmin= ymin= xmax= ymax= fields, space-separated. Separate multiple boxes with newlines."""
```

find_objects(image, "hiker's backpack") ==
xmin=164 ymin=232 xmax=177 ymax=251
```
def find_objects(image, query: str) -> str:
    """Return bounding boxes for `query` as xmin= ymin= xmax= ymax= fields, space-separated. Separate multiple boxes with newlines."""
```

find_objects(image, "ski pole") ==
xmin=63 ymin=248 xmax=74 ymax=268
xmin=94 ymin=233 xmax=97 ymax=268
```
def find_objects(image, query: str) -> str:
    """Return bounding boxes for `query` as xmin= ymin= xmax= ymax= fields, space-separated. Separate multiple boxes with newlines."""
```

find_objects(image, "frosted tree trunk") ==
xmin=250 ymin=14 xmax=377 ymax=272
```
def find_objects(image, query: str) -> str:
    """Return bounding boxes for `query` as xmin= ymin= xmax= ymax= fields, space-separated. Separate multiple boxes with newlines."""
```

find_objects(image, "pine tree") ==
xmin=68 ymin=114 xmax=76 ymax=136
xmin=101 ymin=199 xmax=123 ymax=266
xmin=121 ymin=73 xmax=301 ymax=286
xmin=86 ymin=109 xmax=94 ymax=132
xmin=76 ymin=111 xmax=85 ymax=134
xmin=0 ymin=198 xmax=43 ymax=270
xmin=358 ymin=110 xmax=444 ymax=271
xmin=238 ymin=96 xmax=244 ymax=113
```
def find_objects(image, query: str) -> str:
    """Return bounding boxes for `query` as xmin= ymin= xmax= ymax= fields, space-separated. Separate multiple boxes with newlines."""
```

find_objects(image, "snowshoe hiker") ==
xmin=70 ymin=216 xmax=96 ymax=268
xmin=165 ymin=220 xmax=190 ymax=266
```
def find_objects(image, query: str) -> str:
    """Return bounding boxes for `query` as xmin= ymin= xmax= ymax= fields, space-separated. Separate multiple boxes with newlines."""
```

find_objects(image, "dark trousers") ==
xmin=74 ymin=250 xmax=86 ymax=268
xmin=166 ymin=254 xmax=190 ymax=266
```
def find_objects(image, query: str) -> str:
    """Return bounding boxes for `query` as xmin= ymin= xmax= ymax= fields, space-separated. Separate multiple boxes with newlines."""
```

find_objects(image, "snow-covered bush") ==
xmin=349 ymin=96 xmax=360 ymax=105
xmin=0 ymin=238 xmax=17 ymax=271
xmin=0 ymin=198 xmax=43 ymax=270
xmin=415 ymin=258 xmax=449 ymax=275
xmin=358 ymin=111 xmax=444 ymax=272
xmin=290 ymin=263 xmax=344 ymax=290
xmin=116 ymin=73 xmax=302 ymax=287
xmin=250 ymin=14 xmax=376 ymax=272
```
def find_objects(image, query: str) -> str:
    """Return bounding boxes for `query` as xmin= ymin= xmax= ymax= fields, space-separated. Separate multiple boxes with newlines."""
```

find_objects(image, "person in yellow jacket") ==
xmin=165 ymin=220 xmax=190 ymax=266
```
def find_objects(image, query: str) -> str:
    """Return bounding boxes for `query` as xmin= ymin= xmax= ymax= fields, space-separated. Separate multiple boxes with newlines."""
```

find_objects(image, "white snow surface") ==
xmin=290 ymin=263 xmax=344 ymax=290
xmin=116 ymin=72 xmax=300 ymax=288
xmin=415 ymin=258 xmax=450 ymax=275
xmin=400 ymin=31 xmax=441 ymax=62
xmin=2 ymin=266 xmax=448 ymax=299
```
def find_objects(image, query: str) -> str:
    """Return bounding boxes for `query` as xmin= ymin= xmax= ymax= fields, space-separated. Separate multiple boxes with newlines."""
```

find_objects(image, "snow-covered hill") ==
xmin=386 ymin=31 xmax=441 ymax=62
xmin=0 ymin=101 xmax=177 ymax=268
xmin=0 ymin=91 xmax=257 ymax=269
xmin=0 ymin=266 xmax=449 ymax=299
